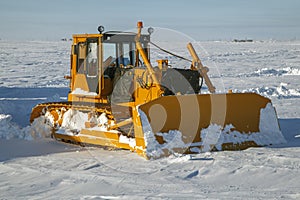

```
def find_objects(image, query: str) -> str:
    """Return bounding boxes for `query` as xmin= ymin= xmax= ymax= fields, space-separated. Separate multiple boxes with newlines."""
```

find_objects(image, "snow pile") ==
xmin=61 ymin=109 xmax=88 ymax=131
xmin=30 ymin=115 xmax=53 ymax=138
xmin=146 ymin=130 xmax=187 ymax=158
xmin=200 ymin=103 xmax=286 ymax=151
xmin=56 ymin=109 xmax=118 ymax=136
xmin=275 ymin=83 xmax=300 ymax=98
xmin=98 ymin=113 xmax=109 ymax=128
xmin=119 ymin=135 xmax=136 ymax=149
xmin=139 ymin=110 xmax=187 ymax=158
xmin=139 ymin=110 xmax=164 ymax=158
xmin=241 ymin=83 xmax=300 ymax=99
xmin=200 ymin=124 xmax=222 ymax=151
xmin=139 ymin=103 xmax=286 ymax=157
xmin=0 ymin=114 xmax=21 ymax=139
xmin=59 ymin=110 xmax=134 ymax=146
xmin=0 ymin=114 xmax=31 ymax=140
xmin=249 ymin=67 xmax=300 ymax=77
xmin=71 ymin=88 xmax=97 ymax=96
xmin=30 ymin=109 xmax=111 ymax=138
xmin=157 ymin=130 xmax=186 ymax=150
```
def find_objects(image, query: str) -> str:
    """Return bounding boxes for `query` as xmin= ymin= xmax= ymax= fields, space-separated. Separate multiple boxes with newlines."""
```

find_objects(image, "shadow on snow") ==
xmin=0 ymin=87 xmax=69 ymax=127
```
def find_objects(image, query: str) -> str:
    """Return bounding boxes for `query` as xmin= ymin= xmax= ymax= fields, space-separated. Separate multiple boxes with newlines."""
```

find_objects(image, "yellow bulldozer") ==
xmin=30 ymin=22 xmax=285 ymax=159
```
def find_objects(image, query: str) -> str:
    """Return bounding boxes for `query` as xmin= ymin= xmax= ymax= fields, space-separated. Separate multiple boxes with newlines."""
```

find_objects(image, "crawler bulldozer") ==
xmin=30 ymin=22 xmax=285 ymax=159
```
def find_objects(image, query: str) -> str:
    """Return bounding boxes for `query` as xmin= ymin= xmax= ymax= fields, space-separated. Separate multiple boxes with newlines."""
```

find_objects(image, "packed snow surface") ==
xmin=0 ymin=40 xmax=299 ymax=199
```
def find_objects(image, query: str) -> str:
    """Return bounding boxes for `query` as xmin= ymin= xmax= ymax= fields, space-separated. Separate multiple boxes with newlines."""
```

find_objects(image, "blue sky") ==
xmin=0 ymin=0 xmax=299 ymax=40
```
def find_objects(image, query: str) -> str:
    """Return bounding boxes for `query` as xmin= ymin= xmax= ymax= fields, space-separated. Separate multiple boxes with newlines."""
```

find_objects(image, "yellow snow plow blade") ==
xmin=137 ymin=92 xmax=285 ymax=158
xmin=140 ymin=93 xmax=269 ymax=136
xmin=36 ymin=92 xmax=284 ymax=159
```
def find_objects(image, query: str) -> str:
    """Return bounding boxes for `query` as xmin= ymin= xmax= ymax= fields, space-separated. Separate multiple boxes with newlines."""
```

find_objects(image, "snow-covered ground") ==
xmin=0 ymin=39 xmax=299 ymax=199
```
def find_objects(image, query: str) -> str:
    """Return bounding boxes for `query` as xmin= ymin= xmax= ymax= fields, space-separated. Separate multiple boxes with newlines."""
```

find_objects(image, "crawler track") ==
xmin=30 ymin=101 xmax=113 ymax=124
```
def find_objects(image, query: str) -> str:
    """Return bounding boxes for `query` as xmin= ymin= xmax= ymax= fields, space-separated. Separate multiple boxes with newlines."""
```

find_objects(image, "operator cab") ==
xmin=70 ymin=31 xmax=150 ymax=102
xmin=103 ymin=33 xmax=150 ymax=70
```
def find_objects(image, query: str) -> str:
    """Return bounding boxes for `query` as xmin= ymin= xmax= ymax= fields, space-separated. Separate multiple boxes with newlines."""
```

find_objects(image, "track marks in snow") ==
xmin=184 ymin=170 xmax=199 ymax=179
xmin=83 ymin=163 xmax=101 ymax=171
xmin=1 ymin=144 xmax=299 ymax=199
